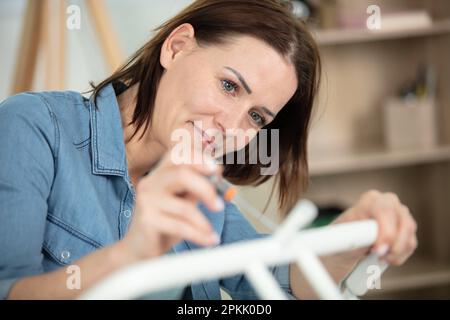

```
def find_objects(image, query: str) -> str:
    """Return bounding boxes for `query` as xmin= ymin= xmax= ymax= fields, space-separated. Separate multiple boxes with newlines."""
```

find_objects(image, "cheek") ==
xmin=186 ymin=82 xmax=222 ymax=115
xmin=221 ymin=130 xmax=258 ymax=154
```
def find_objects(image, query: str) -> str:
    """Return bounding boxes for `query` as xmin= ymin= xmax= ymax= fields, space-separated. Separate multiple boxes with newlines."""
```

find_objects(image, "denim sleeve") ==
xmin=219 ymin=202 xmax=296 ymax=300
xmin=0 ymin=93 xmax=56 ymax=299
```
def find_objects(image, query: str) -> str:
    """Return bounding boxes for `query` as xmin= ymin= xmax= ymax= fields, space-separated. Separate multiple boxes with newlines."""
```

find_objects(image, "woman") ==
xmin=0 ymin=0 xmax=417 ymax=299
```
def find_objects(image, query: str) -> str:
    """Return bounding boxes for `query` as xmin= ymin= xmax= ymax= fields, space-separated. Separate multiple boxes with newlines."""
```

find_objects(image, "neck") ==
xmin=117 ymin=84 xmax=166 ymax=184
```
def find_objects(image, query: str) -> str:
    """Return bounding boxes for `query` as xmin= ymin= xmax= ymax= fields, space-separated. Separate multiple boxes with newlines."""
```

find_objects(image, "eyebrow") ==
xmin=260 ymin=107 xmax=276 ymax=119
xmin=224 ymin=66 xmax=277 ymax=119
xmin=224 ymin=66 xmax=252 ymax=94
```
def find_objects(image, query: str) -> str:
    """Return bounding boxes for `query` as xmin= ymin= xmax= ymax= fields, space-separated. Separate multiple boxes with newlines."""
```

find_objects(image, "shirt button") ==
xmin=123 ymin=209 xmax=132 ymax=218
xmin=61 ymin=250 xmax=71 ymax=260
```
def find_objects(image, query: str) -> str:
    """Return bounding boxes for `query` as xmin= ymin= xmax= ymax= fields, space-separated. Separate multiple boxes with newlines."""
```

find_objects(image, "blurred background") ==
xmin=1 ymin=0 xmax=450 ymax=299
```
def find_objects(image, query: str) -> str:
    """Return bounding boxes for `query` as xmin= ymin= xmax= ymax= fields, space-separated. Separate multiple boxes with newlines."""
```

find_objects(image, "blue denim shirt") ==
xmin=0 ymin=83 xmax=293 ymax=299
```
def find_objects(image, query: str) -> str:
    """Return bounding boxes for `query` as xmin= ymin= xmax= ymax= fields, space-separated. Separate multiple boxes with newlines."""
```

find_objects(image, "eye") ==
xmin=249 ymin=110 xmax=266 ymax=127
xmin=221 ymin=79 xmax=238 ymax=96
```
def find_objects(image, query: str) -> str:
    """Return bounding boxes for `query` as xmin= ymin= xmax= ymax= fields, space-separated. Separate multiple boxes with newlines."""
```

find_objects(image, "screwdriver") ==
xmin=207 ymin=175 xmax=278 ymax=231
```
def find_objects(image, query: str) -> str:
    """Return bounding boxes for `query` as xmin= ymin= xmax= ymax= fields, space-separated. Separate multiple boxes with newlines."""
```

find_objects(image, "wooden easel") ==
xmin=11 ymin=0 xmax=123 ymax=94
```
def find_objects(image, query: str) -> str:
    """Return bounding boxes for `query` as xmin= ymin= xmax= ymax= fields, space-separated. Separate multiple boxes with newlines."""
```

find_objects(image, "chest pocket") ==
xmin=43 ymin=217 xmax=101 ymax=266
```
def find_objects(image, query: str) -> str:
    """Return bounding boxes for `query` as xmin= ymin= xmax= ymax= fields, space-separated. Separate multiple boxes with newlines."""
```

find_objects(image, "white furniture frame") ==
xmin=81 ymin=200 xmax=387 ymax=300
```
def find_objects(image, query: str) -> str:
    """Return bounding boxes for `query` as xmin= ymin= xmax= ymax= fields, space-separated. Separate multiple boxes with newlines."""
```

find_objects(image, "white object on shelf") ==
xmin=80 ymin=200 xmax=383 ymax=300
xmin=383 ymin=97 xmax=437 ymax=150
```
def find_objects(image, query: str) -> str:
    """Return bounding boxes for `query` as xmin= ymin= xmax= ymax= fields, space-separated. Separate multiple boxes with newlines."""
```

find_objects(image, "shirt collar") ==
xmin=89 ymin=83 xmax=128 ymax=177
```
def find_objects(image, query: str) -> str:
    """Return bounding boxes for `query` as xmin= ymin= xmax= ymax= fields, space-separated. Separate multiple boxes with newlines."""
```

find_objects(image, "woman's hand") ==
xmin=118 ymin=153 xmax=224 ymax=262
xmin=331 ymin=190 xmax=418 ymax=266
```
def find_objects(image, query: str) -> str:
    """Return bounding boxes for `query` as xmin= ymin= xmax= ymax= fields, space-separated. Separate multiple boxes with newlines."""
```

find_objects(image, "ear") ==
xmin=160 ymin=23 xmax=196 ymax=70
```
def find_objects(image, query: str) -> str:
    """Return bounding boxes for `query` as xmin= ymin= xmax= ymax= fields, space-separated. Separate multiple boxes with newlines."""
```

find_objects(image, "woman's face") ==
xmin=152 ymin=24 xmax=298 ymax=159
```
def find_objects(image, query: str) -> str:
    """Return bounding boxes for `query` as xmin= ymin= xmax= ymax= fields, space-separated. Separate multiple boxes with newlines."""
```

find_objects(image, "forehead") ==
xmin=196 ymin=35 xmax=298 ymax=110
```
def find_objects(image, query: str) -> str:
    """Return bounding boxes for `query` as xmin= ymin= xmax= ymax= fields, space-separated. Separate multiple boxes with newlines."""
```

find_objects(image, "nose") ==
xmin=213 ymin=102 xmax=248 ymax=134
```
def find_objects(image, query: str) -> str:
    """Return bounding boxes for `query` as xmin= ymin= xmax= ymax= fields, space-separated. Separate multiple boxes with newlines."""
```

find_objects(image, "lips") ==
xmin=190 ymin=121 xmax=217 ymax=150
xmin=200 ymin=127 xmax=215 ymax=144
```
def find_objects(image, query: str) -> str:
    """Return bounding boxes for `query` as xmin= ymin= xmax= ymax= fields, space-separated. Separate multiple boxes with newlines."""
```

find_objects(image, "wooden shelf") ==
xmin=302 ymin=2 xmax=450 ymax=299
xmin=313 ymin=19 xmax=450 ymax=46
xmin=309 ymin=145 xmax=450 ymax=177
xmin=366 ymin=255 xmax=450 ymax=296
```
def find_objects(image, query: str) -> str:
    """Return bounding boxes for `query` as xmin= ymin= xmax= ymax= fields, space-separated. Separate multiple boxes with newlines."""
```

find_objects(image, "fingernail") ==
xmin=205 ymin=157 xmax=217 ymax=172
xmin=215 ymin=197 xmax=224 ymax=211
xmin=210 ymin=232 xmax=220 ymax=245
xmin=375 ymin=244 xmax=390 ymax=257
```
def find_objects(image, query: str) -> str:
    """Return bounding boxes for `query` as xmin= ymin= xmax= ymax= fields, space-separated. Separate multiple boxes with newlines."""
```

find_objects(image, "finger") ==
xmin=159 ymin=196 xmax=215 ymax=235
xmin=388 ymin=236 xmax=417 ymax=266
xmin=372 ymin=207 xmax=398 ymax=255
xmin=165 ymin=168 xmax=224 ymax=212
xmin=149 ymin=212 xmax=220 ymax=247
xmin=386 ymin=206 xmax=415 ymax=261
xmin=386 ymin=206 xmax=417 ymax=264
xmin=385 ymin=215 xmax=410 ymax=263
xmin=358 ymin=190 xmax=382 ymax=212
xmin=346 ymin=190 xmax=381 ymax=221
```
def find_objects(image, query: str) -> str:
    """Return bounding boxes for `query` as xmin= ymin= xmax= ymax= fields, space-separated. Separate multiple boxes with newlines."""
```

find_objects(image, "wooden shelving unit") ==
xmin=305 ymin=0 xmax=450 ymax=299
xmin=310 ymin=145 xmax=450 ymax=176
xmin=313 ymin=19 xmax=450 ymax=46
xmin=240 ymin=0 xmax=450 ymax=299
xmin=367 ymin=255 xmax=450 ymax=297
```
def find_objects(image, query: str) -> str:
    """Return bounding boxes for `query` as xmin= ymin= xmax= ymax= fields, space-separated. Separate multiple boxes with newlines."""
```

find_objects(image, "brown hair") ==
xmin=90 ymin=0 xmax=321 ymax=215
